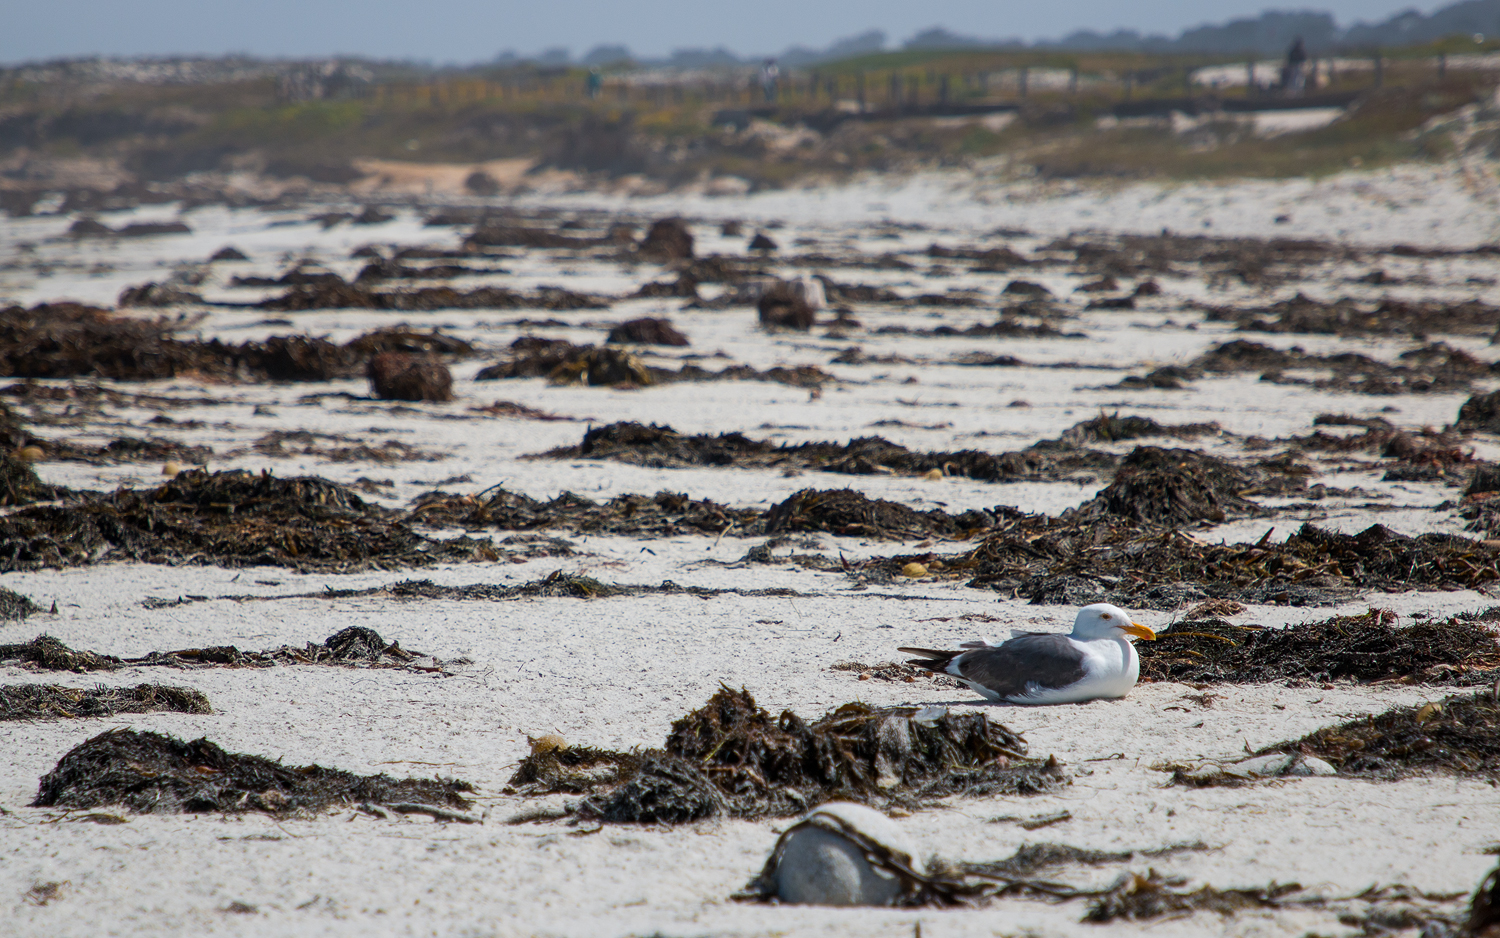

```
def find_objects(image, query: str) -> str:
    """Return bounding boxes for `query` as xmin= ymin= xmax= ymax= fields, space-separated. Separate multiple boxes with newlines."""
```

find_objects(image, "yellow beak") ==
xmin=1122 ymin=622 xmax=1156 ymax=641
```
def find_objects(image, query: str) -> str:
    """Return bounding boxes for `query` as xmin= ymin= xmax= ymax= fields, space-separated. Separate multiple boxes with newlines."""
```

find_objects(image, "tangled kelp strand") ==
xmin=506 ymin=686 xmax=1065 ymax=822
xmin=0 ymin=469 xmax=499 ymax=573
xmin=1137 ymin=609 xmax=1500 ymax=685
xmin=0 ymin=627 xmax=443 ymax=673
xmin=32 ymin=728 xmax=474 ymax=817
xmin=0 ymin=683 xmax=210 ymax=720
xmin=1257 ymin=688 xmax=1500 ymax=780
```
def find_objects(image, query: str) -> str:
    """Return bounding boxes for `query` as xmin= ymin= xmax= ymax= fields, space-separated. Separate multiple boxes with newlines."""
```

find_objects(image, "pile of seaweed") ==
xmin=412 ymin=483 xmax=1012 ymax=543
xmin=872 ymin=319 xmax=1086 ymax=340
xmin=1259 ymin=688 xmax=1500 ymax=780
xmin=258 ymin=281 xmax=610 ymax=312
xmin=1137 ymin=609 xmax=1500 ymax=684
xmin=1116 ymin=338 xmax=1498 ymax=395
xmin=763 ymin=488 xmax=1009 ymax=540
xmin=0 ymin=585 xmax=39 ymax=620
xmin=1040 ymin=233 xmax=1349 ymax=283
xmin=0 ymin=303 xmax=475 ymax=382
xmin=535 ymin=421 xmax=1119 ymax=483
xmin=32 ymin=728 xmax=474 ymax=816
xmin=1204 ymin=293 xmax=1500 ymax=337
xmin=475 ymin=339 xmax=833 ymax=389
xmin=1069 ymin=447 xmax=1262 ymax=526
xmin=0 ymin=469 xmax=497 ymax=573
xmin=251 ymin=430 xmax=442 ymax=464
xmin=0 ymin=627 xmax=431 ymax=673
xmin=408 ymin=487 xmax=762 ymax=537
xmin=0 ymin=448 xmax=66 ymax=506
xmin=880 ymin=517 xmax=1500 ymax=608
xmin=505 ymin=687 xmax=1065 ymax=822
xmin=0 ymin=684 xmax=210 ymax=720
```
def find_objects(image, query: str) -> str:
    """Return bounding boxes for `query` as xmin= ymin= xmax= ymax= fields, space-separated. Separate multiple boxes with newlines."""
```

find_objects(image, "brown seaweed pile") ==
xmin=258 ymin=280 xmax=610 ymax=312
xmin=475 ymin=339 xmax=832 ymax=389
xmin=763 ymin=488 xmax=1007 ymax=540
xmin=1115 ymin=338 xmax=1498 ymax=395
xmin=0 ymin=469 xmax=497 ymax=573
xmin=505 ymin=687 xmax=1065 ymax=822
xmin=1070 ymin=447 xmax=1262 ymax=526
xmin=1137 ymin=609 xmax=1500 ymax=685
xmin=1204 ymin=293 xmax=1500 ymax=337
xmin=0 ymin=684 xmax=210 ymax=720
xmin=0 ymin=303 xmax=475 ymax=383
xmin=32 ymin=728 xmax=474 ymax=816
xmin=0 ymin=627 xmax=434 ymax=673
xmin=1259 ymin=688 xmax=1500 ymax=780
xmin=536 ymin=421 xmax=1118 ymax=483
xmin=883 ymin=517 xmax=1500 ymax=608
xmin=408 ymin=487 xmax=762 ymax=537
xmin=0 ymin=586 xmax=40 ymax=619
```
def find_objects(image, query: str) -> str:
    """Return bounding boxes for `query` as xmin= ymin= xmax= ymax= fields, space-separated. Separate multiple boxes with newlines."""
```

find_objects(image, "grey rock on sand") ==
xmin=770 ymin=802 xmax=920 ymax=906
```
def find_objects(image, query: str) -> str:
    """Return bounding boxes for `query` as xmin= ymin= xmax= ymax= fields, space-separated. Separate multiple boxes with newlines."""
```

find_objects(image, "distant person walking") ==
xmin=1281 ymin=37 xmax=1308 ymax=95
xmin=587 ymin=66 xmax=603 ymax=100
xmin=760 ymin=59 xmax=779 ymax=103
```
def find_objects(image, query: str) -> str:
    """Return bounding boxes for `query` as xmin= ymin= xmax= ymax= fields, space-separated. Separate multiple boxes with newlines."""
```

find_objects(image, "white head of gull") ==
xmin=899 ymin=603 xmax=1156 ymax=705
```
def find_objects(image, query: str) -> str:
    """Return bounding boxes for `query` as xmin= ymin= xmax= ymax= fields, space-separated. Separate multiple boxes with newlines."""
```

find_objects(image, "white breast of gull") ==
xmin=899 ymin=603 xmax=1156 ymax=704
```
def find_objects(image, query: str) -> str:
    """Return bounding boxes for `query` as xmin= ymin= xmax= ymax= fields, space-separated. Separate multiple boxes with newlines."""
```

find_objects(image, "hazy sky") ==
xmin=1 ymin=1 xmax=1450 ymax=65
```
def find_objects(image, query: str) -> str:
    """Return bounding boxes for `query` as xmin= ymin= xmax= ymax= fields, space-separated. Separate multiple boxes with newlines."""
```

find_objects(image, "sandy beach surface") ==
xmin=2 ymin=165 xmax=1498 ymax=937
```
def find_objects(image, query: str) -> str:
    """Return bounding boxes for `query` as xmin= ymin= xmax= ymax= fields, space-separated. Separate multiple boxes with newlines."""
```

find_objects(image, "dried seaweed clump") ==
xmin=763 ymin=488 xmax=1008 ymax=540
xmin=506 ymin=687 xmax=1064 ymax=822
xmin=0 ymin=449 xmax=59 ymax=506
xmin=1 ymin=627 xmax=435 ymax=673
xmin=408 ymin=487 xmax=760 ymax=537
xmin=928 ymin=517 xmax=1500 ymax=609
xmin=1083 ymin=871 xmax=1302 ymax=923
xmin=32 ymin=728 xmax=474 ymax=815
xmin=0 ymin=586 xmax=40 ymax=620
xmin=0 ymin=469 xmax=497 ymax=573
xmin=538 ymin=421 xmax=1114 ymax=483
xmin=1137 ymin=609 xmax=1500 ymax=685
xmin=0 ymin=636 xmax=121 ymax=672
xmin=1261 ymin=689 xmax=1500 ymax=780
xmin=0 ymin=684 xmax=210 ymax=720
xmin=1069 ymin=446 xmax=1260 ymax=526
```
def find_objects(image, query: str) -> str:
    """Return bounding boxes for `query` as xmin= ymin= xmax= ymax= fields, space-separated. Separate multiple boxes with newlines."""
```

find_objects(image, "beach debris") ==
xmin=0 ymin=683 xmax=210 ymax=720
xmin=408 ymin=486 xmax=759 ymax=537
xmin=209 ymin=246 xmax=248 ymax=261
xmin=505 ymin=686 xmax=1065 ymax=822
xmin=1082 ymin=870 xmax=1304 ymax=923
xmin=1204 ymin=292 xmax=1500 ymax=337
xmin=0 ymin=303 xmax=474 ymax=383
xmin=537 ymin=421 xmax=1116 ymax=483
xmin=1137 ymin=608 xmax=1500 ymax=685
xmin=763 ymin=488 xmax=1004 ymax=540
xmin=1 ymin=447 xmax=61 ymax=505
xmin=829 ymin=661 xmax=960 ymax=687
xmin=476 ymin=340 xmax=829 ymax=388
xmin=258 ymin=281 xmax=610 ymax=312
xmin=638 ymin=217 xmax=694 ymax=260
xmin=1069 ymin=446 xmax=1261 ymax=526
xmin=1459 ymin=390 xmax=1500 ymax=434
xmin=0 ymin=627 xmax=443 ymax=673
xmin=0 ymin=469 xmax=499 ymax=573
xmin=744 ymin=802 xmax=924 ymax=906
xmin=0 ymin=586 xmax=39 ymax=620
xmin=1463 ymin=861 xmax=1500 ymax=938
xmin=758 ymin=280 xmax=818 ymax=330
xmin=1257 ymin=688 xmax=1500 ymax=781
xmin=365 ymin=351 xmax=454 ymax=401
xmin=32 ymin=728 xmax=474 ymax=817
xmin=605 ymin=318 xmax=690 ymax=346
xmin=1165 ymin=752 xmax=1337 ymax=787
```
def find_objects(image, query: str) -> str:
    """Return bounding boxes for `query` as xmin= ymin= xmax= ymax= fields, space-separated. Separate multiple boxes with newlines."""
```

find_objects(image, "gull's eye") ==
xmin=1099 ymin=612 xmax=1112 ymax=620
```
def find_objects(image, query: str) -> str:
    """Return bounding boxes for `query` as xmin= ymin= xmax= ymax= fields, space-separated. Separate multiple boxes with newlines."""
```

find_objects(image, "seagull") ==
xmin=899 ymin=603 xmax=1156 ymax=704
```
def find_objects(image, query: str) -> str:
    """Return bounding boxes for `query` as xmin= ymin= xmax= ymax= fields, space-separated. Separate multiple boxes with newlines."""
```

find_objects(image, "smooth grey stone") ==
xmin=1288 ymin=755 xmax=1337 ymax=776
xmin=772 ymin=802 xmax=919 ymax=907
xmin=1234 ymin=753 xmax=1297 ymax=777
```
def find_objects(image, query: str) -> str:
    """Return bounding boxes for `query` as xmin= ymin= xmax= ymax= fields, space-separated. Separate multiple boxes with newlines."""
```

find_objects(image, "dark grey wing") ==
xmin=956 ymin=634 xmax=1088 ymax=699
